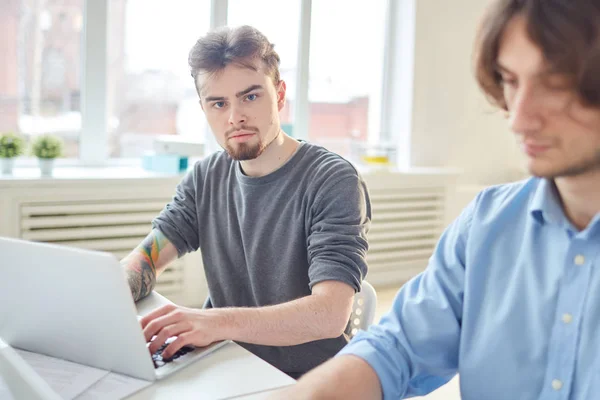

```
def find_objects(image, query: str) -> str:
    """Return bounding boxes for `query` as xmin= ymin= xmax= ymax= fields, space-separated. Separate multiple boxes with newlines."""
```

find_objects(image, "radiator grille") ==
xmin=19 ymin=199 xmax=184 ymax=297
xmin=366 ymin=185 xmax=446 ymax=285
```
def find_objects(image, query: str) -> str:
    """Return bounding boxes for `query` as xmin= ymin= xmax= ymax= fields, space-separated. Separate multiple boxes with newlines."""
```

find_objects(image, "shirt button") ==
xmin=574 ymin=255 xmax=585 ymax=265
xmin=562 ymin=313 xmax=573 ymax=324
xmin=552 ymin=379 xmax=563 ymax=391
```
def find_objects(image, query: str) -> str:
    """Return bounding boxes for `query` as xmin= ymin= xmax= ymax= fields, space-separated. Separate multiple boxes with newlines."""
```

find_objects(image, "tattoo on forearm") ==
xmin=126 ymin=269 xmax=142 ymax=300
xmin=123 ymin=230 xmax=168 ymax=301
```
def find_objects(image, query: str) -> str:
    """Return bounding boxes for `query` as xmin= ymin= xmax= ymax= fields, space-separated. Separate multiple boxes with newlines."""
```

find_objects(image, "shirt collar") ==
xmin=529 ymin=178 xmax=565 ymax=226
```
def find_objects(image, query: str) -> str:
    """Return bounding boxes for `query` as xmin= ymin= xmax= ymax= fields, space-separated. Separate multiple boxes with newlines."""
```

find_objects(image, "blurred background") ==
xmin=0 ymin=2 xmax=531 ymax=397
xmin=0 ymin=0 xmax=525 ymax=182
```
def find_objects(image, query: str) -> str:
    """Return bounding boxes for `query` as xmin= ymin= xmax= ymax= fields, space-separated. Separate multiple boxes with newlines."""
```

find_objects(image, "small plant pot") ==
xmin=38 ymin=158 xmax=55 ymax=177
xmin=1 ymin=158 xmax=15 ymax=175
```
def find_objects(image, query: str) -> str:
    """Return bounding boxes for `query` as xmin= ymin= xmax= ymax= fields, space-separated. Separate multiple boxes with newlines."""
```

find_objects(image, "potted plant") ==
xmin=31 ymin=134 xmax=63 ymax=177
xmin=0 ymin=132 xmax=25 ymax=175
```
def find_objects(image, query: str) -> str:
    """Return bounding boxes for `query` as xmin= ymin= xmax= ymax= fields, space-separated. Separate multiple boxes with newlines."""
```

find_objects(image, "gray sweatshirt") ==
xmin=152 ymin=141 xmax=371 ymax=376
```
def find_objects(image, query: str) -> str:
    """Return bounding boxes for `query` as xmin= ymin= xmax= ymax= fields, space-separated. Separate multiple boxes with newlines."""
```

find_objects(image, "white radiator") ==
xmin=363 ymin=172 xmax=455 ymax=287
xmin=0 ymin=169 xmax=457 ymax=301
xmin=0 ymin=174 xmax=207 ymax=307
xmin=19 ymin=198 xmax=186 ymax=300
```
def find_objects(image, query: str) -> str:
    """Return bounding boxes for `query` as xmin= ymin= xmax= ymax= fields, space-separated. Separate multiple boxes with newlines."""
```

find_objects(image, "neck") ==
xmin=554 ymin=168 xmax=600 ymax=231
xmin=240 ymin=129 xmax=299 ymax=177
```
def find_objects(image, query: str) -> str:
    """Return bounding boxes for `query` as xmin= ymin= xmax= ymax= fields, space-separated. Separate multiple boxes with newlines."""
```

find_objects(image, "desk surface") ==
xmin=229 ymin=388 xmax=284 ymax=399
xmin=131 ymin=292 xmax=295 ymax=400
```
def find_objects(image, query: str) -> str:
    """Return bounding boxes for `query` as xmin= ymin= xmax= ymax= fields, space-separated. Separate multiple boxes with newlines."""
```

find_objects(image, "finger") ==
xmin=143 ymin=310 xmax=186 ymax=342
xmin=162 ymin=332 xmax=196 ymax=360
xmin=147 ymin=322 xmax=192 ymax=355
xmin=140 ymin=304 xmax=176 ymax=329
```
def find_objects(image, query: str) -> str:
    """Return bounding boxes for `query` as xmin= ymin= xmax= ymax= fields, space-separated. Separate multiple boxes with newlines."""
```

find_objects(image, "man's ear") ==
xmin=276 ymin=80 xmax=287 ymax=111
xmin=199 ymin=99 xmax=204 ymax=112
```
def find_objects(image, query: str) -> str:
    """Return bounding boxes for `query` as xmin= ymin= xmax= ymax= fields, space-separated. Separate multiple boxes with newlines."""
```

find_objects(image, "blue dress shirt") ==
xmin=340 ymin=177 xmax=600 ymax=399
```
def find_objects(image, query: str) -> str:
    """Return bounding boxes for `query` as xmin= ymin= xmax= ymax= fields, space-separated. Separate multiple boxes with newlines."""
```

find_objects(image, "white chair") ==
xmin=345 ymin=280 xmax=377 ymax=339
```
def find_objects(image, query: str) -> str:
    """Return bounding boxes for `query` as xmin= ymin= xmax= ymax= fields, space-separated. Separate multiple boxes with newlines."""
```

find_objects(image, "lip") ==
xmin=228 ymin=131 xmax=256 ymax=143
xmin=229 ymin=130 xmax=255 ymax=137
xmin=523 ymin=142 xmax=551 ymax=157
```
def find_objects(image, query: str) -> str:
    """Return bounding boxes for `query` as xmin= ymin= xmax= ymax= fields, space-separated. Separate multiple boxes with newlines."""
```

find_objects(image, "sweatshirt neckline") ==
xmin=235 ymin=141 xmax=308 ymax=185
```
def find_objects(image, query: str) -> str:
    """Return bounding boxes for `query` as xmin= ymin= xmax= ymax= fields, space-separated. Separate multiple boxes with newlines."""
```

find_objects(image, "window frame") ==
xmin=13 ymin=0 xmax=414 ymax=167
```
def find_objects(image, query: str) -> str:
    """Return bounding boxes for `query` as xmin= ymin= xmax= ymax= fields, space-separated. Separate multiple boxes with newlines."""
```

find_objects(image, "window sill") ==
xmin=11 ymin=157 xmax=143 ymax=169
xmin=0 ymin=162 xmax=186 ymax=187
xmin=0 ymin=157 xmax=200 ymax=184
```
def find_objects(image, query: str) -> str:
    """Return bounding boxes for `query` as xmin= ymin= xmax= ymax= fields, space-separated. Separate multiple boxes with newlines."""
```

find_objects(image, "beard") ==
xmin=225 ymin=140 xmax=265 ymax=161
xmin=532 ymin=148 xmax=600 ymax=179
xmin=222 ymin=125 xmax=264 ymax=161
xmin=223 ymin=124 xmax=283 ymax=161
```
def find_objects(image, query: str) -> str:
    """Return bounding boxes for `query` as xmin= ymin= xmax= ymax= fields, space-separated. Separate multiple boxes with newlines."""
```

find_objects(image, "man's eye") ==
xmin=246 ymin=94 xmax=258 ymax=101
xmin=543 ymin=76 xmax=571 ymax=92
xmin=213 ymin=101 xmax=225 ymax=109
xmin=500 ymin=76 xmax=518 ymax=87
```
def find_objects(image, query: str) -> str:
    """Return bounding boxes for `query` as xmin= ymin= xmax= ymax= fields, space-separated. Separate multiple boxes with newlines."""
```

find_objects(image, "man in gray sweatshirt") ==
xmin=121 ymin=25 xmax=371 ymax=378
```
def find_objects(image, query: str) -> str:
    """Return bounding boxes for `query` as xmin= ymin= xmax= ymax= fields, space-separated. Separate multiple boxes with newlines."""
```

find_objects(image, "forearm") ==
xmin=211 ymin=286 xmax=353 ymax=346
xmin=123 ymin=267 xmax=154 ymax=302
xmin=273 ymin=355 xmax=382 ymax=399
xmin=121 ymin=229 xmax=178 ymax=301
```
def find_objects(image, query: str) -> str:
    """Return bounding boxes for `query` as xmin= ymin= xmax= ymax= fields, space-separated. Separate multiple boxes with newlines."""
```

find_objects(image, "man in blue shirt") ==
xmin=275 ymin=0 xmax=600 ymax=398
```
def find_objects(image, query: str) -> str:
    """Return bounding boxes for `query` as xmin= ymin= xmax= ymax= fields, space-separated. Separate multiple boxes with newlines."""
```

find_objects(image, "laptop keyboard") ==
xmin=150 ymin=338 xmax=195 ymax=369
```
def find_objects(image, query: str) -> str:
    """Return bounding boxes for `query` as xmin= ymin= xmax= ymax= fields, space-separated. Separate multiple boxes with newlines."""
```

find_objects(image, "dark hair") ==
xmin=188 ymin=25 xmax=281 ymax=96
xmin=474 ymin=0 xmax=600 ymax=110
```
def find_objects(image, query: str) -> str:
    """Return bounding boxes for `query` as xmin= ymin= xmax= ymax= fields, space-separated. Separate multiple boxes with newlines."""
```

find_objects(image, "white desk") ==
xmin=129 ymin=292 xmax=295 ymax=400
xmin=229 ymin=389 xmax=284 ymax=399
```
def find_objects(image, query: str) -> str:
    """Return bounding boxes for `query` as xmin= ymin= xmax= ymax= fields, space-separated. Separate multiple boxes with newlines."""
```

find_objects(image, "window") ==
xmin=1 ymin=0 xmax=405 ymax=166
xmin=107 ymin=0 xmax=211 ymax=158
xmin=0 ymin=0 xmax=83 ymax=158
xmin=307 ymin=0 xmax=387 ymax=157
xmin=227 ymin=0 xmax=301 ymax=138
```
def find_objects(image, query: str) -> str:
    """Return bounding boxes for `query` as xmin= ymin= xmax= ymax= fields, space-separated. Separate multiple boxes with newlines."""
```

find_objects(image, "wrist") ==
xmin=204 ymin=308 xmax=239 ymax=342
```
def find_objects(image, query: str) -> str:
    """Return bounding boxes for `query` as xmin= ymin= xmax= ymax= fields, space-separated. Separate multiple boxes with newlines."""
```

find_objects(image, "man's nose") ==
xmin=508 ymin=86 xmax=544 ymax=134
xmin=228 ymin=106 xmax=247 ymax=126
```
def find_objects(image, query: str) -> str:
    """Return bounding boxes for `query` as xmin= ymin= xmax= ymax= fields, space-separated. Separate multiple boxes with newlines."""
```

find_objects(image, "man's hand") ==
xmin=141 ymin=280 xmax=355 ymax=357
xmin=141 ymin=304 xmax=222 ymax=359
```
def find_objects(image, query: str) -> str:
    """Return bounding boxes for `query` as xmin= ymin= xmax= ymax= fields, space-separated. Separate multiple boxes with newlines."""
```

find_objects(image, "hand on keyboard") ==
xmin=149 ymin=337 xmax=195 ymax=369
xmin=140 ymin=304 xmax=220 ymax=360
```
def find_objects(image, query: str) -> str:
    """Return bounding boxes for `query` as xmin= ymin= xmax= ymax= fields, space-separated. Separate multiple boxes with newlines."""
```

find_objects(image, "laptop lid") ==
xmin=0 ymin=237 xmax=156 ymax=381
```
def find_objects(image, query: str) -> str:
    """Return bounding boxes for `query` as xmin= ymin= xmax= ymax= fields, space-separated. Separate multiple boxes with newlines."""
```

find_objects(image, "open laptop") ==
xmin=0 ymin=237 xmax=228 ymax=381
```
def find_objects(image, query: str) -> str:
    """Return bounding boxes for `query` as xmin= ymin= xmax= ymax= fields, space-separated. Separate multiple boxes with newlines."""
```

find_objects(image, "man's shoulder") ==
xmin=299 ymin=142 xmax=361 ymax=183
xmin=471 ymin=177 xmax=541 ymax=220
xmin=477 ymin=177 xmax=538 ymax=204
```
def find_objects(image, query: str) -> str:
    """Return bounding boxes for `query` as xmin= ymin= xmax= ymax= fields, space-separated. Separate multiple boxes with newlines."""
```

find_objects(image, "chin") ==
xmin=528 ymin=162 xmax=590 ymax=179
xmin=226 ymin=143 xmax=264 ymax=161
xmin=526 ymin=161 xmax=560 ymax=179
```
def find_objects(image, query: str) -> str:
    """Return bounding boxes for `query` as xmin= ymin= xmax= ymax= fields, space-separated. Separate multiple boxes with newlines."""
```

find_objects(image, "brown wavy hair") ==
xmin=474 ymin=0 xmax=600 ymax=110
xmin=188 ymin=25 xmax=281 ymax=96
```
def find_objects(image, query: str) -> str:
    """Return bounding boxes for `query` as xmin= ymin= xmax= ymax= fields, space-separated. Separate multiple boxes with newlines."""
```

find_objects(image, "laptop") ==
xmin=0 ymin=237 xmax=228 ymax=381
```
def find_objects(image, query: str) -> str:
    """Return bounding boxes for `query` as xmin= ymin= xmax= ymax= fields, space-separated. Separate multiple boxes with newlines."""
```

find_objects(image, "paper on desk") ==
xmin=16 ymin=349 xmax=110 ymax=400
xmin=0 ymin=344 xmax=62 ymax=400
xmin=0 ymin=375 xmax=16 ymax=400
xmin=74 ymin=372 xmax=150 ymax=400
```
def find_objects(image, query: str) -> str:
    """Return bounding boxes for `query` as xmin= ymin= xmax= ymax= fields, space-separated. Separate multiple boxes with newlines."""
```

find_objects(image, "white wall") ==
xmin=409 ymin=0 xmax=526 ymax=186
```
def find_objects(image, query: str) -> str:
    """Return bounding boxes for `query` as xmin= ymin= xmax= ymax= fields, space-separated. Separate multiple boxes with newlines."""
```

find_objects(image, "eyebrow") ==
xmin=203 ymin=84 xmax=264 ymax=103
xmin=236 ymin=84 xmax=263 ymax=98
xmin=494 ymin=62 xmax=513 ymax=74
xmin=495 ymin=62 xmax=560 ymax=78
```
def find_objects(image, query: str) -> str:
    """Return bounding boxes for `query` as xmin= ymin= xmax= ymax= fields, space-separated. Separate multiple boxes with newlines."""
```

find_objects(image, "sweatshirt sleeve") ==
xmin=306 ymin=173 xmax=371 ymax=292
xmin=151 ymin=165 xmax=201 ymax=257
